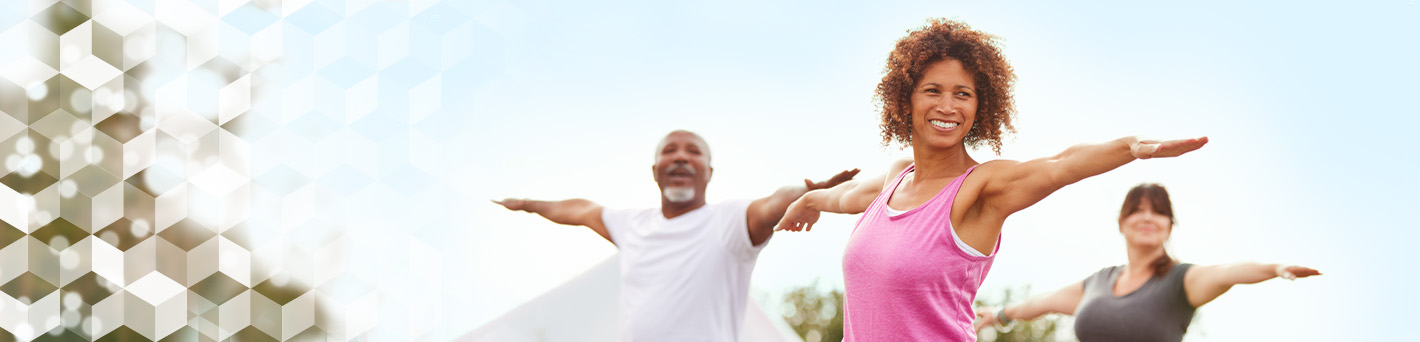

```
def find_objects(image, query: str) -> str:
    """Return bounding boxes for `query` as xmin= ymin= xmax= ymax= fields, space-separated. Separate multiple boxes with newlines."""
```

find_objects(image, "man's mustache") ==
xmin=666 ymin=164 xmax=696 ymax=175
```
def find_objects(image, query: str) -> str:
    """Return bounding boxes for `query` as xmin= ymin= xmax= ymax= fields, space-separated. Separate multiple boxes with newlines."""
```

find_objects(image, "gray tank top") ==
xmin=1074 ymin=263 xmax=1195 ymax=342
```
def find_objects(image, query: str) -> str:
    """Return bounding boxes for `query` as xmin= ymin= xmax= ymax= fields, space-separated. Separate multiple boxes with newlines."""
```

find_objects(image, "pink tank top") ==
xmin=842 ymin=164 xmax=999 ymax=341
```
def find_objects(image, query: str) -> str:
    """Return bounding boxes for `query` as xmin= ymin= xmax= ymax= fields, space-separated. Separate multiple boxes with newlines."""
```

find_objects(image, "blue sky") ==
xmin=3 ymin=0 xmax=1412 ymax=340
xmin=463 ymin=1 xmax=1419 ymax=340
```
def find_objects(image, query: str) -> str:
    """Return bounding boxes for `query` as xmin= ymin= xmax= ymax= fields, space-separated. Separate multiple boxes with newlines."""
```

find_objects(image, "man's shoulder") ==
xmin=711 ymin=198 xmax=754 ymax=206
xmin=605 ymin=206 xmax=658 ymax=218
xmin=601 ymin=206 xmax=659 ymax=228
xmin=707 ymin=199 xmax=754 ymax=215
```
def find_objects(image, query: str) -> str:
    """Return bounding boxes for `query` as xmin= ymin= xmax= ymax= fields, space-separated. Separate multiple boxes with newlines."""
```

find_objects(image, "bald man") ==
xmin=494 ymin=130 xmax=856 ymax=341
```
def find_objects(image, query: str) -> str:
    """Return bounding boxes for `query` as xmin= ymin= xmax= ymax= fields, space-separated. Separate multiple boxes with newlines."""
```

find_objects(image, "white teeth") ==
xmin=929 ymin=120 xmax=959 ymax=129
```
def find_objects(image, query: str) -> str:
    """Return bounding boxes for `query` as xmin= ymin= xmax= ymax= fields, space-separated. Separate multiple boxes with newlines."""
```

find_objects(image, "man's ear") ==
xmin=705 ymin=167 xmax=713 ymax=182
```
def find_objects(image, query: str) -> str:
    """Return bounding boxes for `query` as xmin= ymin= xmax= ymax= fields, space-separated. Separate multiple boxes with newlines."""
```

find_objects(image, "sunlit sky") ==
xmin=465 ymin=1 xmax=1418 ymax=340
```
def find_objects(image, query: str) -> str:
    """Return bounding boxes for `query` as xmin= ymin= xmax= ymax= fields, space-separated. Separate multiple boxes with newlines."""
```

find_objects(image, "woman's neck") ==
xmin=910 ymin=143 xmax=976 ymax=181
xmin=1124 ymin=244 xmax=1166 ymax=277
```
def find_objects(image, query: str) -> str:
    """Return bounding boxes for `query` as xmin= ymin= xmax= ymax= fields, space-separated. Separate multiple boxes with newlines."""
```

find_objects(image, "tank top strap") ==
xmin=944 ymin=165 xmax=980 ymax=196
xmin=932 ymin=164 xmax=981 ymax=213
xmin=870 ymin=163 xmax=918 ymax=210
xmin=890 ymin=164 xmax=916 ymax=192
xmin=875 ymin=163 xmax=980 ymax=214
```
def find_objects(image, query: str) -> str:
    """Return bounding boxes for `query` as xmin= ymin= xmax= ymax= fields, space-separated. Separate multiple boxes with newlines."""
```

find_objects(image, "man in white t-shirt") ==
xmin=494 ymin=130 xmax=856 ymax=341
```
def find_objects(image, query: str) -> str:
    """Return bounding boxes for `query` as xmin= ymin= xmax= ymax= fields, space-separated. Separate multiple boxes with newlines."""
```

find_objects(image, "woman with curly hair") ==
xmin=774 ymin=18 xmax=1209 ymax=340
xmin=972 ymin=183 xmax=1320 ymax=341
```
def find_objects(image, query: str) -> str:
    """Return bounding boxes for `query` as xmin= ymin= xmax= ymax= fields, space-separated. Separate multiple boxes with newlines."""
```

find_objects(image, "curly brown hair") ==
xmin=875 ymin=18 xmax=1017 ymax=154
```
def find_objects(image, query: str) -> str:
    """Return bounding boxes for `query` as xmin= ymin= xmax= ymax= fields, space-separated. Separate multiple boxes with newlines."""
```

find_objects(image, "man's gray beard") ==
xmin=663 ymin=187 xmax=696 ymax=203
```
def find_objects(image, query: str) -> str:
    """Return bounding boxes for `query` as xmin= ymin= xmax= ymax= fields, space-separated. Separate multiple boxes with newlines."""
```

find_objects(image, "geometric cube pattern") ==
xmin=0 ymin=0 xmax=501 ymax=340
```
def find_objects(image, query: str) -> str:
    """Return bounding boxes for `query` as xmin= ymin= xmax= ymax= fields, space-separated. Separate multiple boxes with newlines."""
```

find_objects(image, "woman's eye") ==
xmin=956 ymin=92 xmax=972 ymax=97
xmin=924 ymin=89 xmax=940 ymax=94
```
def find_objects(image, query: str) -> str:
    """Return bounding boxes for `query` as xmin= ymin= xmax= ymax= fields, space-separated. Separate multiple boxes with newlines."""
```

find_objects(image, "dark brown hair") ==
xmin=1119 ymin=183 xmax=1177 ymax=277
xmin=875 ymin=18 xmax=1017 ymax=154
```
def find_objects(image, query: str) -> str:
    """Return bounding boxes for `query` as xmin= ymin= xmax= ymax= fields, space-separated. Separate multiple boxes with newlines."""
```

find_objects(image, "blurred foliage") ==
xmin=975 ymin=286 xmax=1065 ymax=342
xmin=782 ymin=282 xmax=843 ymax=342
xmin=782 ymin=284 xmax=1070 ymax=342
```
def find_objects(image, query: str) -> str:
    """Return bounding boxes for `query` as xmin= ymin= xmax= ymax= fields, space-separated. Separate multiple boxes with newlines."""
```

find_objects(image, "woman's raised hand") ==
xmin=1132 ymin=136 xmax=1209 ymax=159
xmin=775 ymin=197 xmax=822 ymax=232
xmin=1276 ymin=265 xmax=1322 ymax=280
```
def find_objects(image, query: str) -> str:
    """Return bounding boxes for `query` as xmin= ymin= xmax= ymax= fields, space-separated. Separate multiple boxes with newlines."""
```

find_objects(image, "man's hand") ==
xmin=774 ymin=168 xmax=858 ymax=232
xmin=748 ymin=168 xmax=860 ymax=241
xmin=490 ymin=198 xmax=613 ymax=244
xmin=806 ymin=169 xmax=860 ymax=191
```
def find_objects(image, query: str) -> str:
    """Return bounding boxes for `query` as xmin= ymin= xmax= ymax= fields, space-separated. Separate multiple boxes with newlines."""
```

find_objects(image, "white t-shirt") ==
xmin=601 ymin=200 xmax=768 ymax=342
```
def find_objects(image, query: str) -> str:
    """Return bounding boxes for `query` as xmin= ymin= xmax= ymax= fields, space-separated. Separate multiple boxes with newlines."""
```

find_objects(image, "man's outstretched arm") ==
xmin=493 ymin=198 xmax=613 ymax=245
xmin=745 ymin=169 xmax=859 ymax=246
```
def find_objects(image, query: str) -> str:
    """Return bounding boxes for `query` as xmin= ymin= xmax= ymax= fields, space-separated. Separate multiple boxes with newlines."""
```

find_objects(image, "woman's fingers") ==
xmin=779 ymin=221 xmax=800 ymax=232
xmin=775 ymin=220 xmax=795 ymax=231
xmin=1135 ymin=136 xmax=1209 ymax=159
xmin=491 ymin=198 xmax=520 ymax=210
xmin=775 ymin=219 xmax=818 ymax=232
xmin=1279 ymin=266 xmax=1320 ymax=280
xmin=1157 ymin=136 xmax=1209 ymax=158
xmin=1287 ymin=266 xmax=1321 ymax=278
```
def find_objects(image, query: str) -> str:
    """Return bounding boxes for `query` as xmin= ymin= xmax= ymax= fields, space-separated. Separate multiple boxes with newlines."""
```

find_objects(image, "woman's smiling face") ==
xmin=909 ymin=59 xmax=978 ymax=151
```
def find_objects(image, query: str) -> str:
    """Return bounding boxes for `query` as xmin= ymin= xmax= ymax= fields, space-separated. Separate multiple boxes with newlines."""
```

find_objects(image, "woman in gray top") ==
xmin=974 ymin=183 xmax=1321 ymax=341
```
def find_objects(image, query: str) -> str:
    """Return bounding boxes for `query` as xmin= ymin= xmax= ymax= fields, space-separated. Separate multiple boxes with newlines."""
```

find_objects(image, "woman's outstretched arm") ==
xmin=1183 ymin=262 xmax=1321 ymax=307
xmin=979 ymin=136 xmax=1208 ymax=218
xmin=776 ymin=159 xmax=913 ymax=232
xmin=974 ymin=281 xmax=1085 ymax=332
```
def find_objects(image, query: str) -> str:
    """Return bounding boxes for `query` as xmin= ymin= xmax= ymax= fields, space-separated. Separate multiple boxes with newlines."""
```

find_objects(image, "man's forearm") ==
xmin=757 ymin=184 xmax=812 ymax=224
xmin=523 ymin=198 xmax=597 ymax=226
xmin=771 ymin=184 xmax=812 ymax=207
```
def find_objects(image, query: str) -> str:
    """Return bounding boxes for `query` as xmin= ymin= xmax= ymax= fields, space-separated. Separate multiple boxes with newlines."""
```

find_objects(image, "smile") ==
xmin=929 ymin=119 xmax=959 ymax=129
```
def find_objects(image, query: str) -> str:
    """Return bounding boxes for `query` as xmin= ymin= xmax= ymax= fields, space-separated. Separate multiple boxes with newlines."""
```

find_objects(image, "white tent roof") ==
xmin=461 ymin=255 xmax=803 ymax=342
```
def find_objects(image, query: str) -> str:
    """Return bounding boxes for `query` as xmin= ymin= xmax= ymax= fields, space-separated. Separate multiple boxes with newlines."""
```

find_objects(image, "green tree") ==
xmin=782 ymin=282 xmax=843 ymax=342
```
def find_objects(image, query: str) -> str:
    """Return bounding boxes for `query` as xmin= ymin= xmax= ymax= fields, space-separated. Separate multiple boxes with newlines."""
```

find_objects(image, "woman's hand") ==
xmin=491 ymin=198 xmax=528 ymax=211
xmin=774 ymin=196 xmax=822 ymax=232
xmin=1186 ymin=262 xmax=1323 ymax=307
xmin=1131 ymin=136 xmax=1209 ymax=159
xmin=1275 ymin=265 xmax=1322 ymax=280
xmin=973 ymin=306 xmax=1001 ymax=332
